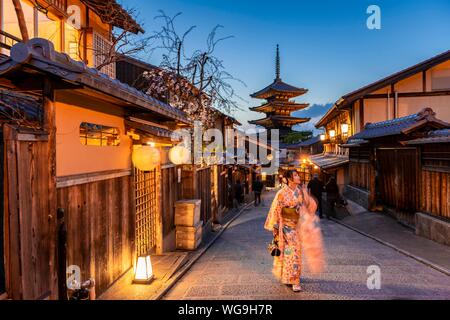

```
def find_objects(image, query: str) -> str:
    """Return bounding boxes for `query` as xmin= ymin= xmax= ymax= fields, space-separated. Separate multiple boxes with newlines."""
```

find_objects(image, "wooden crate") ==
xmin=175 ymin=199 xmax=201 ymax=227
xmin=176 ymin=221 xmax=203 ymax=250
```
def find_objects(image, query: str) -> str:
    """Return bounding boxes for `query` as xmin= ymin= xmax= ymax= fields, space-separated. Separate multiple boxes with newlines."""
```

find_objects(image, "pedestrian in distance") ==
xmin=325 ymin=176 xmax=340 ymax=219
xmin=253 ymin=176 xmax=264 ymax=206
xmin=307 ymin=174 xmax=324 ymax=219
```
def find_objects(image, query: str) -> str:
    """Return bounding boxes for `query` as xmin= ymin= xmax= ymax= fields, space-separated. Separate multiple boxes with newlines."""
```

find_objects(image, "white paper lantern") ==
xmin=169 ymin=146 xmax=191 ymax=165
xmin=132 ymin=145 xmax=160 ymax=171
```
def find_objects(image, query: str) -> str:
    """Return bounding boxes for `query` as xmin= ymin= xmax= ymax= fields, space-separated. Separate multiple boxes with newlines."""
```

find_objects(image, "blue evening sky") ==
xmin=121 ymin=0 xmax=450 ymax=131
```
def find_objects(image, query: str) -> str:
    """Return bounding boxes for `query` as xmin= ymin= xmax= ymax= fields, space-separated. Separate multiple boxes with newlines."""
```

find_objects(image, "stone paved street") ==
xmin=162 ymin=191 xmax=450 ymax=300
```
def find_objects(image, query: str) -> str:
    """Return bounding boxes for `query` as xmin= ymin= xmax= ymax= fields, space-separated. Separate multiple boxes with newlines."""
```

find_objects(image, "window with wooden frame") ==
xmin=79 ymin=122 xmax=120 ymax=146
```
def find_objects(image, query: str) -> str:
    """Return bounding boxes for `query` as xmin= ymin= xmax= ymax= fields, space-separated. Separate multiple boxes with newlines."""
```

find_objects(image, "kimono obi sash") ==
xmin=281 ymin=207 xmax=299 ymax=227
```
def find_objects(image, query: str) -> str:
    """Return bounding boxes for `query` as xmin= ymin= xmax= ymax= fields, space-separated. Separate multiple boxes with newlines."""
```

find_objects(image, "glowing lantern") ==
xmin=169 ymin=145 xmax=191 ymax=165
xmin=132 ymin=145 xmax=160 ymax=172
xmin=267 ymin=153 xmax=274 ymax=161
xmin=329 ymin=130 xmax=336 ymax=139
xmin=341 ymin=123 xmax=349 ymax=135
xmin=133 ymin=255 xmax=153 ymax=284
xmin=314 ymin=165 xmax=319 ymax=170
xmin=320 ymin=134 xmax=326 ymax=141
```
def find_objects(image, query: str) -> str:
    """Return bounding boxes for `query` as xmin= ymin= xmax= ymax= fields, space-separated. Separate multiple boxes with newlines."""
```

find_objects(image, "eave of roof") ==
xmin=0 ymin=39 xmax=191 ymax=125
xmin=348 ymin=108 xmax=450 ymax=140
xmin=250 ymin=79 xmax=308 ymax=99
xmin=315 ymin=104 xmax=339 ymax=128
xmin=250 ymin=101 xmax=309 ymax=113
xmin=125 ymin=119 xmax=180 ymax=141
xmin=337 ymin=50 xmax=450 ymax=109
xmin=81 ymin=0 xmax=144 ymax=34
xmin=310 ymin=153 xmax=349 ymax=170
xmin=249 ymin=115 xmax=311 ymax=126
xmin=405 ymin=129 xmax=450 ymax=145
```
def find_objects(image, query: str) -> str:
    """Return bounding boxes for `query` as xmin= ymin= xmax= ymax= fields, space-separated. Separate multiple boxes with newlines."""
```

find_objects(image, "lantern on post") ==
xmin=133 ymin=255 xmax=154 ymax=284
xmin=132 ymin=145 xmax=160 ymax=172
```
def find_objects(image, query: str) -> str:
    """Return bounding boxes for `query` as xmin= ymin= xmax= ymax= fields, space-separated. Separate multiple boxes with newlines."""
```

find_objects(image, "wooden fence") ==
xmin=420 ymin=170 xmax=450 ymax=220
xmin=349 ymin=162 xmax=372 ymax=191
xmin=57 ymin=173 xmax=134 ymax=296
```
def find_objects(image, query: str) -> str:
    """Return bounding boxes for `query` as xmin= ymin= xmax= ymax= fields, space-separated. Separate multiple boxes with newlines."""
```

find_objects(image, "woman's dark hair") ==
xmin=284 ymin=170 xmax=298 ymax=181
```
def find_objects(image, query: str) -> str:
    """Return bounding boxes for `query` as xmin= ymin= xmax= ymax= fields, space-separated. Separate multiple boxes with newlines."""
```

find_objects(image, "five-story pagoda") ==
xmin=249 ymin=45 xmax=310 ymax=135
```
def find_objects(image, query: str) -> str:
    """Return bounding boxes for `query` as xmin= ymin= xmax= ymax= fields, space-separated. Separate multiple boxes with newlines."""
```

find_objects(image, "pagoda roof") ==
xmin=250 ymin=79 xmax=308 ymax=100
xmin=250 ymin=101 xmax=309 ymax=113
xmin=249 ymin=115 xmax=311 ymax=128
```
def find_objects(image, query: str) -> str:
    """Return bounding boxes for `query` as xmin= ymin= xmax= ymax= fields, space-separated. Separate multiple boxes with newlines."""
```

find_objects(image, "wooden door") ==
xmin=377 ymin=148 xmax=419 ymax=213
xmin=3 ymin=125 xmax=58 ymax=300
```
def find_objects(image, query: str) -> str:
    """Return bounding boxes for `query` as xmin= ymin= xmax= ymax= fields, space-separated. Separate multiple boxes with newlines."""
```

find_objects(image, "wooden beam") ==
xmin=56 ymin=169 xmax=132 ymax=188
xmin=363 ymin=90 xmax=450 ymax=99
xmin=43 ymin=78 xmax=58 ymax=300
xmin=422 ymin=70 xmax=427 ymax=92
xmin=359 ymin=99 xmax=365 ymax=130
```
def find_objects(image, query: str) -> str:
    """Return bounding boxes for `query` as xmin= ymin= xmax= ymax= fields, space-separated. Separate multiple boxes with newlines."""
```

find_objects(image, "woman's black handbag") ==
xmin=267 ymin=239 xmax=281 ymax=257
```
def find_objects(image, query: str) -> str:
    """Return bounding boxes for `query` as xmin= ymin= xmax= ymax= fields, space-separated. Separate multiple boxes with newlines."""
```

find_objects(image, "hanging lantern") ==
xmin=267 ymin=153 xmax=274 ymax=161
xmin=329 ymin=130 xmax=336 ymax=139
xmin=132 ymin=145 xmax=160 ymax=172
xmin=320 ymin=134 xmax=326 ymax=141
xmin=341 ymin=123 xmax=349 ymax=135
xmin=133 ymin=255 xmax=154 ymax=284
xmin=169 ymin=145 xmax=191 ymax=165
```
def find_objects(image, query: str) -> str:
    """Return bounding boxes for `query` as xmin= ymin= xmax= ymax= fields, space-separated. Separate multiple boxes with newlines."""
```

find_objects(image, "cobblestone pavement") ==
xmin=163 ymin=191 xmax=450 ymax=300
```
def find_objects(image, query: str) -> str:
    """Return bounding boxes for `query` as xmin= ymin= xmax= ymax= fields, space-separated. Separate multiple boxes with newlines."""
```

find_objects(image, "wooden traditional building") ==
xmin=315 ymin=49 xmax=450 ymax=195
xmin=0 ymin=38 xmax=191 ymax=299
xmin=343 ymin=108 xmax=449 ymax=243
xmin=405 ymin=129 xmax=450 ymax=246
xmin=0 ymin=0 xmax=144 ymax=78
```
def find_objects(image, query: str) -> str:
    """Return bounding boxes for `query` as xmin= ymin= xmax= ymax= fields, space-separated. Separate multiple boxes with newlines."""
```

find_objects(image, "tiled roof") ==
xmin=285 ymin=136 xmax=321 ymax=149
xmin=406 ymin=129 xmax=450 ymax=145
xmin=0 ymin=39 xmax=190 ymax=124
xmin=0 ymin=89 xmax=42 ymax=124
xmin=81 ymin=0 xmax=144 ymax=34
xmin=250 ymin=79 xmax=308 ymax=99
xmin=349 ymin=108 xmax=449 ymax=140
xmin=310 ymin=154 xmax=349 ymax=170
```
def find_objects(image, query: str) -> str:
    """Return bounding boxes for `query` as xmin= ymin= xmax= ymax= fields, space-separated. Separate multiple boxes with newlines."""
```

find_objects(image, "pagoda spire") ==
xmin=275 ymin=44 xmax=281 ymax=81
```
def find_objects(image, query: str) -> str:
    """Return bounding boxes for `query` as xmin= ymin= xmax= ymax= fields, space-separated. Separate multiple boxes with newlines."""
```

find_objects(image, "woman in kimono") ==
xmin=264 ymin=170 xmax=325 ymax=292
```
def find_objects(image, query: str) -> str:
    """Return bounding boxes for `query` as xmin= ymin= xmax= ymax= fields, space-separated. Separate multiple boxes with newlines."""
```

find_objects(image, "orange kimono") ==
xmin=265 ymin=185 xmax=325 ymax=285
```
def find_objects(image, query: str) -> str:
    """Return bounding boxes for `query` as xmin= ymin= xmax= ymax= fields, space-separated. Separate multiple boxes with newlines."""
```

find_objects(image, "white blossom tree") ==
xmin=141 ymin=11 xmax=245 ymax=127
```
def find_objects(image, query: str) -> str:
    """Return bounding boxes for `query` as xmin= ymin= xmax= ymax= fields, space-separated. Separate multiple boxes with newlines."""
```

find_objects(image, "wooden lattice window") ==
xmin=79 ymin=122 xmax=120 ymax=146
xmin=93 ymin=31 xmax=116 ymax=78
xmin=134 ymin=168 xmax=157 ymax=256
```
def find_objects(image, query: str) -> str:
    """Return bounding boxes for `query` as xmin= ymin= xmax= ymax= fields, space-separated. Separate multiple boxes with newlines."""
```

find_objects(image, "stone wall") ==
xmin=416 ymin=212 xmax=450 ymax=246
xmin=344 ymin=185 xmax=369 ymax=209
